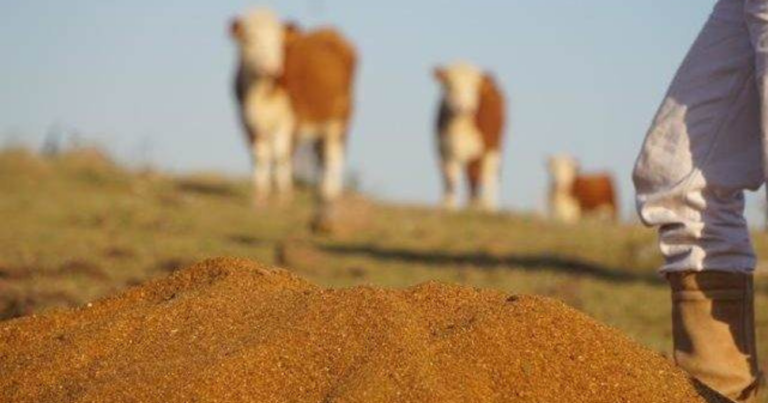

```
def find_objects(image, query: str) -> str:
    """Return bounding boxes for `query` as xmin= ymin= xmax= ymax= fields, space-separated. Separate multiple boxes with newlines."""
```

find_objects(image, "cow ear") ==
xmin=284 ymin=21 xmax=301 ymax=42
xmin=230 ymin=18 xmax=243 ymax=40
xmin=433 ymin=67 xmax=446 ymax=82
xmin=481 ymin=72 xmax=495 ymax=93
xmin=285 ymin=21 xmax=301 ymax=33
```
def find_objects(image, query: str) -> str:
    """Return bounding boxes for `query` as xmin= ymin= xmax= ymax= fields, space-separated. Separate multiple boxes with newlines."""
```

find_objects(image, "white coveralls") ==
xmin=634 ymin=0 xmax=768 ymax=273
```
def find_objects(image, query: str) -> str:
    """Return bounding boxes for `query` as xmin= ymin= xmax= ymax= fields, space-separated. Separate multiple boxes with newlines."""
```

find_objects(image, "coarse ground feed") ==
xmin=0 ymin=257 xmax=727 ymax=403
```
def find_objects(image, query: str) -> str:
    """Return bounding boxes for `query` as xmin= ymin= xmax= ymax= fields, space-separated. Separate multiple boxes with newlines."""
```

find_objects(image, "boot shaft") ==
xmin=669 ymin=271 xmax=759 ymax=402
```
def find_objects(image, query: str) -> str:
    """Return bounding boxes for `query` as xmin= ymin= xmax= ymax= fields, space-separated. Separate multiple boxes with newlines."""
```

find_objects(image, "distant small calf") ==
xmin=547 ymin=155 xmax=617 ymax=223
xmin=434 ymin=62 xmax=506 ymax=211
xmin=230 ymin=9 xmax=356 ymax=207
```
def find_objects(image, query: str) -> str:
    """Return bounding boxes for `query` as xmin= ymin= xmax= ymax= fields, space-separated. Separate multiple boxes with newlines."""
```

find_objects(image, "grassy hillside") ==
xmin=2 ymin=147 xmax=768 ymax=392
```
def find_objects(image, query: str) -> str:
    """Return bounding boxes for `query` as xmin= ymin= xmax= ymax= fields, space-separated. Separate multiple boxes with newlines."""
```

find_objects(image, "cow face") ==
xmin=231 ymin=9 xmax=285 ymax=77
xmin=548 ymin=155 xmax=580 ymax=186
xmin=434 ymin=63 xmax=483 ymax=114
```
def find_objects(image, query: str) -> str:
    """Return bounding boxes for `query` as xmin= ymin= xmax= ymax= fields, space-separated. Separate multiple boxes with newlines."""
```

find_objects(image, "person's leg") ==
xmin=633 ymin=0 xmax=763 ymax=400
xmin=635 ymin=0 xmax=763 ymax=272
xmin=745 ymin=0 xmax=768 ymax=181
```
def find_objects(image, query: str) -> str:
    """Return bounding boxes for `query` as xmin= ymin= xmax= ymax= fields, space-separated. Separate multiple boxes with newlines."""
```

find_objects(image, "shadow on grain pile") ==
xmin=0 ymin=257 xmax=726 ymax=403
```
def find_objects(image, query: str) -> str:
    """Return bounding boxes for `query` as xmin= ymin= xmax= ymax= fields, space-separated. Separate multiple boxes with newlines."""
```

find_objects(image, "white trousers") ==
xmin=634 ymin=0 xmax=768 ymax=273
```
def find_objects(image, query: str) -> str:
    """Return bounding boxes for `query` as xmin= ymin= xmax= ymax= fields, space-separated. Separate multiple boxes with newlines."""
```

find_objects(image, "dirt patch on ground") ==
xmin=57 ymin=259 xmax=108 ymax=280
xmin=0 ymin=288 xmax=79 ymax=321
xmin=0 ymin=257 xmax=726 ymax=403
xmin=0 ymin=263 xmax=34 ymax=280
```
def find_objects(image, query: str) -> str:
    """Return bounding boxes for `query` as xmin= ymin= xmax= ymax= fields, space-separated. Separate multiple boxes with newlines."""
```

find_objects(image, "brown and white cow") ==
xmin=230 ymin=9 xmax=356 ymax=209
xmin=547 ymin=154 xmax=617 ymax=223
xmin=434 ymin=62 xmax=506 ymax=211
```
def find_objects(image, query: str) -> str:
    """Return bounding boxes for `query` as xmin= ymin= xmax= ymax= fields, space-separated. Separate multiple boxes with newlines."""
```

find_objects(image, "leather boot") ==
xmin=669 ymin=271 xmax=760 ymax=402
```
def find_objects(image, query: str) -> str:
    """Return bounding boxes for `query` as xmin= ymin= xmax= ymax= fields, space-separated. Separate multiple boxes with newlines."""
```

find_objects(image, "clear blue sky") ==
xmin=4 ymin=1 xmax=762 ymax=220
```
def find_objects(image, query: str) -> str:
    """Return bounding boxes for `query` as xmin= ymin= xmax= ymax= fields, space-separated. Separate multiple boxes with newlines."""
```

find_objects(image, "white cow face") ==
xmin=231 ymin=9 xmax=285 ymax=77
xmin=548 ymin=155 xmax=580 ymax=186
xmin=434 ymin=63 xmax=483 ymax=114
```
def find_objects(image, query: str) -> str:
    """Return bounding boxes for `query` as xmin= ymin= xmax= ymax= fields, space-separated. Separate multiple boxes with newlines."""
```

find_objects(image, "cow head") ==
xmin=434 ymin=62 xmax=484 ymax=114
xmin=230 ymin=8 xmax=285 ymax=77
xmin=548 ymin=154 xmax=580 ymax=187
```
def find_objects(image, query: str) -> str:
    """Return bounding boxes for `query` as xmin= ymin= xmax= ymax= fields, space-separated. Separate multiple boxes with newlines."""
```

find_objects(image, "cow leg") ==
xmin=550 ymin=193 xmax=581 ymax=223
xmin=319 ymin=122 xmax=346 ymax=203
xmin=593 ymin=204 xmax=616 ymax=221
xmin=251 ymin=136 xmax=272 ymax=207
xmin=478 ymin=151 xmax=501 ymax=212
xmin=273 ymin=126 xmax=294 ymax=202
xmin=311 ymin=122 xmax=346 ymax=233
xmin=466 ymin=158 xmax=482 ymax=209
xmin=441 ymin=158 xmax=461 ymax=210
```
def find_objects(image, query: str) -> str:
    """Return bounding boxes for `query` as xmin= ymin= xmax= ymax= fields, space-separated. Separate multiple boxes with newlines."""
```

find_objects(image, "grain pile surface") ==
xmin=0 ymin=257 xmax=726 ymax=403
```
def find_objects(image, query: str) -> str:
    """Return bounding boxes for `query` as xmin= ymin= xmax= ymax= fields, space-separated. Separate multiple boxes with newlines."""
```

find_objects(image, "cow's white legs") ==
xmin=441 ymin=158 xmax=461 ymax=210
xmin=310 ymin=122 xmax=346 ymax=233
xmin=550 ymin=193 xmax=580 ymax=223
xmin=273 ymin=127 xmax=294 ymax=201
xmin=251 ymin=137 xmax=272 ymax=206
xmin=320 ymin=122 xmax=345 ymax=203
xmin=479 ymin=151 xmax=500 ymax=212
